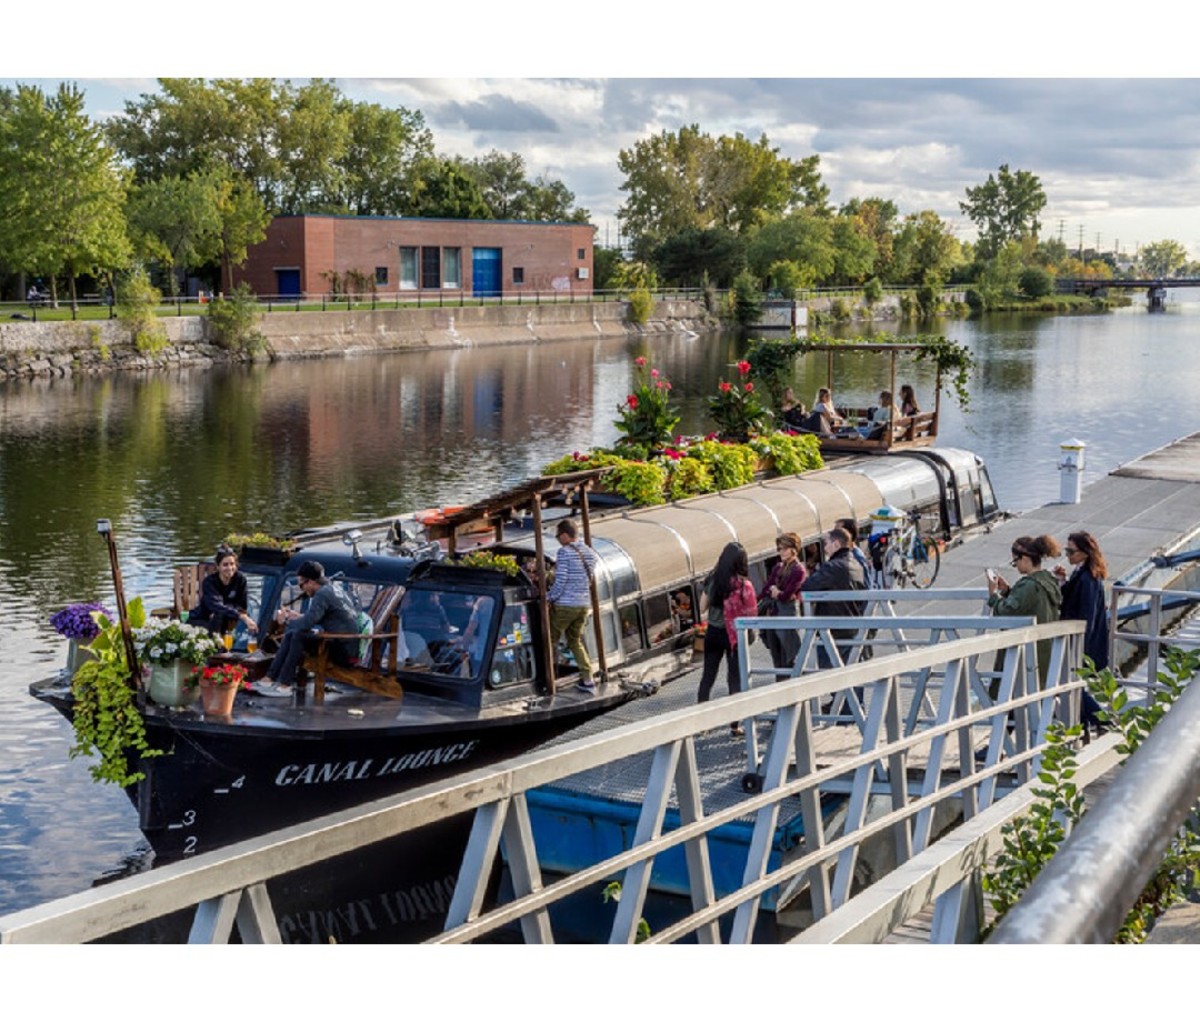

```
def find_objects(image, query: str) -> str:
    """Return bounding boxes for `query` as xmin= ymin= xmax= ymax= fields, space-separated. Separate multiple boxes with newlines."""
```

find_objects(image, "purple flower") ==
xmin=50 ymin=602 xmax=111 ymax=640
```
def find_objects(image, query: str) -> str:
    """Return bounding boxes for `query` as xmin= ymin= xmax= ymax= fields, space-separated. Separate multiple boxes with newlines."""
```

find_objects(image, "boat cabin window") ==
xmin=619 ymin=604 xmax=643 ymax=654
xmin=646 ymin=592 xmax=676 ymax=645
xmin=399 ymin=588 xmax=497 ymax=681
xmin=488 ymin=603 xmax=537 ymax=688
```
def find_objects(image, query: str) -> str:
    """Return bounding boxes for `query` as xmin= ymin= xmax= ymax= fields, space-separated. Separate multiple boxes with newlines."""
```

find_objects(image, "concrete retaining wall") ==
xmin=0 ymin=300 xmax=711 ymax=379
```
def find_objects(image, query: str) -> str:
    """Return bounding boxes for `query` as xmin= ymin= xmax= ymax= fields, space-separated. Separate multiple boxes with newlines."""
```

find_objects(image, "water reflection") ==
xmin=3 ymin=301 xmax=1200 ymax=915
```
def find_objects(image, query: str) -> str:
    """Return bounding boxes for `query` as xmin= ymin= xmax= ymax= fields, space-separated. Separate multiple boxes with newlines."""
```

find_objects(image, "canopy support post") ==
xmin=579 ymin=484 xmax=608 ymax=684
xmin=531 ymin=496 xmax=555 ymax=696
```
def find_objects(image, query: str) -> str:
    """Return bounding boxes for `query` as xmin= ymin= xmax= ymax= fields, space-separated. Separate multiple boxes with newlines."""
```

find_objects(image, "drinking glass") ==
xmin=222 ymin=632 xmax=235 ymax=652
xmin=247 ymin=638 xmax=258 ymax=655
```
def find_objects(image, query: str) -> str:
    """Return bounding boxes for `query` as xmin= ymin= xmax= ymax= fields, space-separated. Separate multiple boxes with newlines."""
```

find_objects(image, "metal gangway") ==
xmin=1 ymin=588 xmax=1195 ymax=944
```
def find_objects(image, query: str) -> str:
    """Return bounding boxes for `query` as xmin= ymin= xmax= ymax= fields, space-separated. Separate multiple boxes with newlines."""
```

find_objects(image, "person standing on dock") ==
xmin=697 ymin=541 xmax=758 ymax=734
xmin=547 ymin=518 xmax=598 ymax=693
xmin=758 ymin=532 xmax=807 ymax=672
xmin=987 ymin=535 xmax=1062 ymax=688
xmin=1055 ymin=531 xmax=1110 ymax=729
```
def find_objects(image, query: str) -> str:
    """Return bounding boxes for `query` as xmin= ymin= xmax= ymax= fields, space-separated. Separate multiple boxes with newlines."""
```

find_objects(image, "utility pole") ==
xmin=1078 ymin=225 xmax=1085 ymax=259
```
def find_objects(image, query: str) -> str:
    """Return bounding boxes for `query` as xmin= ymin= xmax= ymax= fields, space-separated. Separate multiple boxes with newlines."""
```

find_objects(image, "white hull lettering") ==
xmin=275 ymin=742 xmax=479 ymax=787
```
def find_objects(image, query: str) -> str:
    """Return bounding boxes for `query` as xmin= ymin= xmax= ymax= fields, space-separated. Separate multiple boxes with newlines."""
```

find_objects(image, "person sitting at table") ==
xmin=779 ymin=387 xmax=806 ymax=431
xmin=899 ymin=384 xmax=920 ymax=418
xmin=250 ymin=560 xmax=360 ymax=698
xmin=188 ymin=544 xmax=259 ymax=637
xmin=812 ymin=387 xmax=842 ymax=427
xmin=858 ymin=390 xmax=893 ymax=439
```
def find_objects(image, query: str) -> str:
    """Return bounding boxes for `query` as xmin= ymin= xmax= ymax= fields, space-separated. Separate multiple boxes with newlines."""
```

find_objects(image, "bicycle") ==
xmin=871 ymin=509 xmax=941 ymax=589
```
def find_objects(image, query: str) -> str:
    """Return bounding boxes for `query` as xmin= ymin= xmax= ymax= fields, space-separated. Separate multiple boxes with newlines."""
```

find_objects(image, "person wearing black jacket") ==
xmin=189 ymin=545 xmax=259 ymax=637
xmin=801 ymin=527 xmax=867 ymax=669
xmin=1055 ymin=530 xmax=1110 ymax=729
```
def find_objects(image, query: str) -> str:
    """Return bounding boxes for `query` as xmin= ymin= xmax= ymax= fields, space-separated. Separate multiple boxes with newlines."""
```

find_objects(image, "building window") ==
xmin=421 ymin=247 xmax=441 ymax=289
xmin=399 ymin=247 xmax=418 ymax=289
xmin=443 ymin=247 xmax=461 ymax=288
xmin=577 ymin=248 xmax=586 ymax=260
xmin=375 ymin=266 xmax=388 ymax=286
xmin=512 ymin=267 xmax=524 ymax=285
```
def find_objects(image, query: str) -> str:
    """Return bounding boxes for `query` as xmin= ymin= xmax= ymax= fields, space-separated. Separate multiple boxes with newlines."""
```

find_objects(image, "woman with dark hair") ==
xmin=758 ymin=532 xmax=807 ymax=671
xmin=1055 ymin=531 xmax=1110 ymax=728
xmin=697 ymin=542 xmax=758 ymax=733
xmin=987 ymin=535 xmax=1062 ymax=687
xmin=189 ymin=544 xmax=258 ymax=637
xmin=899 ymin=384 xmax=920 ymax=418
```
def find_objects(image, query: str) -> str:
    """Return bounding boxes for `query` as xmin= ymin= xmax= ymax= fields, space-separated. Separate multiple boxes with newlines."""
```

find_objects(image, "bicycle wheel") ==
xmin=909 ymin=535 xmax=940 ymax=589
xmin=881 ymin=543 xmax=906 ymax=589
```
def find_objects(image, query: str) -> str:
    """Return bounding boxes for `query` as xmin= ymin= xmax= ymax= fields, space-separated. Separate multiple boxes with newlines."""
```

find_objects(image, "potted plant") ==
xmin=133 ymin=617 xmax=221 ymax=707
xmin=50 ymin=601 xmax=112 ymax=676
xmin=69 ymin=596 xmax=164 ymax=787
xmin=189 ymin=662 xmax=249 ymax=718
xmin=223 ymin=531 xmax=295 ymax=565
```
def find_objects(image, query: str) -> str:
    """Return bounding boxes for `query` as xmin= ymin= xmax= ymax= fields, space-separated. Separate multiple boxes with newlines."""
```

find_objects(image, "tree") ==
xmin=894 ymin=210 xmax=962 ymax=286
xmin=338 ymin=101 xmax=433 ymax=215
xmin=745 ymin=210 xmax=835 ymax=285
xmin=275 ymin=78 xmax=350 ymax=214
xmin=467 ymin=150 xmax=529 ymax=219
xmin=652 ymin=227 xmax=746 ymax=288
xmin=617 ymin=125 xmax=827 ymax=255
xmin=211 ymin=167 xmax=270 ymax=291
xmin=840 ymin=198 xmax=899 ymax=279
xmin=520 ymin=175 xmax=589 ymax=223
xmin=0 ymin=82 xmax=131 ymax=306
xmin=960 ymin=164 xmax=1047 ymax=260
xmin=126 ymin=172 xmax=223 ymax=295
xmin=1018 ymin=265 xmax=1054 ymax=299
xmin=1139 ymin=239 xmax=1188 ymax=278
xmin=408 ymin=157 xmax=491 ymax=219
xmin=830 ymin=214 xmax=877 ymax=284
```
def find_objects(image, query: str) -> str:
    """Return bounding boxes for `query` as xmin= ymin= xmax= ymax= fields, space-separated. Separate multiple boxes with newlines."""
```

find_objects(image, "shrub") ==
xmin=116 ymin=267 xmax=168 ymax=355
xmin=626 ymin=286 xmax=654 ymax=325
xmin=208 ymin=283 xmax=265 ymax=353
xmin=1019 ymin=266 xmax=1054 ymax=299
xmin=748 ymin=431 xmax=823 ymax=476
xmin=729 ymin=270 xmax=762 ymax=327
xmin=829 ymin=297 xmax=850 ymax=322
xmin=863 ymin=277 xmax=883 ymax=306
xmin=666 ymin=456 xmax=715 ymax=501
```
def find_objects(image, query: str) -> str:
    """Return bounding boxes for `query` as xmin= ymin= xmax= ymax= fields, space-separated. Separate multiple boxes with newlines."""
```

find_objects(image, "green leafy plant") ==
xmin=980 ymin=722 xmax=1085 ymax=936
xmin=708 ymin=360 xmax=773 ymax=441
xmin=454 ymin=550 xmax=520 ymax=576
xmin=666 ymin=456 xmax=715 ymax=501
xmin=687 ymin=438 xmax=757 ymax=490
xmin=614 ymin=357 xmax=680 ymax=453
xmin=626 ymin=287 xmax=654 ymax=325
xmin=747 ymin=431 xmax=823 ymax=476
xmin=728 ymin=269 xmax=762 ymax=327
xmin=224 ymin=531 xmax=293 ymax=551
xmin=116 ymin=266 xmax=168 ymax=355
xmin=863 ymin=277 xmax=883 ymax=306
xmin=69 ymin=596 xmax=164 ymax=787
xmin=602 ymin=880 xmax=651 ymax=943
xmin=207 ymin=282 xmax=265 ymax=353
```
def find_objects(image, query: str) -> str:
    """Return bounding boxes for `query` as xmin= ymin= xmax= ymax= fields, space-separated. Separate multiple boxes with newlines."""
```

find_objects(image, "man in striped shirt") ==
xmin=547 ymin=518 xmax=598 ymax=692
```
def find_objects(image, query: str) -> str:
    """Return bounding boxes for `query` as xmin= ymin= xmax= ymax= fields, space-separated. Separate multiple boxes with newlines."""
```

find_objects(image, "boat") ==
xmin=30 ymin=448 xmax=999 ymax=937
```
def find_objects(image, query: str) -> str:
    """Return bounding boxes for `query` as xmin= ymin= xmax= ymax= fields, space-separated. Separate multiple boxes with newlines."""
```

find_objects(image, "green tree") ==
xmin=745 ymin=210 xmax=835 ymax=284
xmin=1018 ymin=265 xmax=1054 ymax=299
xmin=1139 ymin=239 xmax=1188 ymax=278
xmin=617 ymin=125 xmax=827 ymax=255
xmin=830 ymin=214 xmax=877 ymax=284
xmin=652 ymin=226 xmax=746 ymax=287
xmin=894 ymin=210 xmax=961 ymax=285
xmin=0 ymin=82 xmax=131 ymax=307
xmin=276 ymin=78 xmax=350 ymax=214
xmin=126 ymin=172 xmax=223 ymax=295
xmin=592 ymin=246 xmax=623 ymax=290
xmin=841 ymin=198 xmax=899 ymax=279
xmin=959 ymin=163 xmax=1047 ymax=260
xmin=338 ymin=100 xmax=433 ymax=215
xmin=521 ymin=175 xmax=589 ymax=223
xmin=409 ymin=157 xmax=491 ymax=219
xmin=728 ymin=269 xmax=762 ymax=327
xmin=211 ymin=167 xmax=271 ymax=291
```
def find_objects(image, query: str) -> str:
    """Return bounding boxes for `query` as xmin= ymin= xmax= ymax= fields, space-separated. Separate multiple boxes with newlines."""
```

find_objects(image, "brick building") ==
xmin=234 ymin=214 xmax=596 ymax=299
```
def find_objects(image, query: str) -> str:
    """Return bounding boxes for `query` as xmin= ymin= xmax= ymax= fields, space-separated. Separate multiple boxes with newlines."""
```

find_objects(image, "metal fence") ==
xmin=0 ymin=613 xmax=1088 ymax=945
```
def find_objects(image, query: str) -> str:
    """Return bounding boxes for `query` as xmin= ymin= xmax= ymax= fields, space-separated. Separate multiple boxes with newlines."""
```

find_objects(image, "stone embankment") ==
xmin=0 ymin=300 xmax=712 ymax=380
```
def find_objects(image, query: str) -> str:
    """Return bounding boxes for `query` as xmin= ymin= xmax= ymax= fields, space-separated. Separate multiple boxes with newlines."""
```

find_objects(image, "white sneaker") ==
xmin=251 ymin=680 xmax=293 ymax=699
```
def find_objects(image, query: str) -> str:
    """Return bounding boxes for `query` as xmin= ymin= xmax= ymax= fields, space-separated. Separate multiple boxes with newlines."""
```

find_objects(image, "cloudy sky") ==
xmin=12 ymin=8 xmax=1200 ymax=258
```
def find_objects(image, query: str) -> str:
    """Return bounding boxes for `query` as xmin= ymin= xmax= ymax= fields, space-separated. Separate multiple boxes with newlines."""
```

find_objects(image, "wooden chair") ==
xmin=303 ymin=585 xmax=406 ymax=705
xmin=152 ymin=562 xmax=216 ymax=618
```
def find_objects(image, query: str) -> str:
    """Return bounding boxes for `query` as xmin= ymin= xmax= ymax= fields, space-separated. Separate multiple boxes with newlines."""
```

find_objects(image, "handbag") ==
xmin=756 ymin=597 xmax=777 ymax=617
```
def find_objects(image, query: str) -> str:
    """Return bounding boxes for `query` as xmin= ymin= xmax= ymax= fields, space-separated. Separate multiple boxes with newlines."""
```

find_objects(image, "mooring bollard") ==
xmin=1058 ymin=437 xmax=1086 ymax=504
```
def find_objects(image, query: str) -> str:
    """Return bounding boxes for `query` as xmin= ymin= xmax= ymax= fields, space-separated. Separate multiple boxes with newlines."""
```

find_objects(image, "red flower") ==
xmin=719 ymin=381 xmax=732 ymax=393
xmin=626 ymin=394 xmax=639 ymax=409
xmin=650 ymin=368 xmax=659 ymax=378
xmin=634 ymin=356 xmax=647 ymax=368
xmin=663 ymin=447 xmax=682 ymax=460
xmin=744 ymin=382 xmax=755 ymax=393
xmin=737 ymin=360 xmax=751 ymax=375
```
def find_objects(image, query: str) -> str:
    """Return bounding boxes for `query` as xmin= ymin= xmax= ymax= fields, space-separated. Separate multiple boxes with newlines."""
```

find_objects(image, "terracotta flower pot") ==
xmin=198 ymin=679 xmax=238 ymax=717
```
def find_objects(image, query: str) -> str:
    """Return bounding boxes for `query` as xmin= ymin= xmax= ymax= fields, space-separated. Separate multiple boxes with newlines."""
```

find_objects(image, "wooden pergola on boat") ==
xmin=803 ymin=341 xmax=942 ymax=454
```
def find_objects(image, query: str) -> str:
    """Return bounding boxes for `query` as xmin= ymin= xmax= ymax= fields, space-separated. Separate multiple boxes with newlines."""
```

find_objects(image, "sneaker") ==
xmin=576 ymin=679 xmax=597 ymax=694
xmin=250 ymin=680 xmax=293 ymax=699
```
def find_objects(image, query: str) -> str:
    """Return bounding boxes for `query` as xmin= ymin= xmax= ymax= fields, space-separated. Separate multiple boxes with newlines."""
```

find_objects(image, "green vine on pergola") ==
xmin=746 ymin=332 xmax=977 ymax=412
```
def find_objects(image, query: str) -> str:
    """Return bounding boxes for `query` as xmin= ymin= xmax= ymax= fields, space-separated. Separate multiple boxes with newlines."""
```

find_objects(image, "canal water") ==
xmin=2 ymin=293 xmax=1199 ymax=920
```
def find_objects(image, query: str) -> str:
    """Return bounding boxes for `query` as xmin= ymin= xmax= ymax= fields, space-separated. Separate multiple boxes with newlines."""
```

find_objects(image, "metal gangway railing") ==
xmin=1 ymin=608 xmax=1091 ymax=945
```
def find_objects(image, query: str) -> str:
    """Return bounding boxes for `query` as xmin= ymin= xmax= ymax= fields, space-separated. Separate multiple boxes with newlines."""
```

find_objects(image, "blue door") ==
xmin=472 ymin=248 xmax=501 ymax=298
xmin=276 ymin=269 xmax=301 ymax=296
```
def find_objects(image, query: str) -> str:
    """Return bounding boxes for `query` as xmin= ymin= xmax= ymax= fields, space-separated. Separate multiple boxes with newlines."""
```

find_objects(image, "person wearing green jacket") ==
xmin=987 ymin=534 xmax=1063 ymax=690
